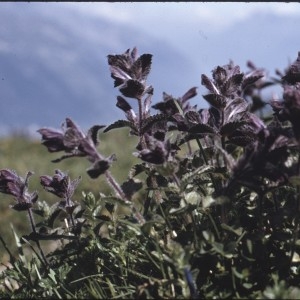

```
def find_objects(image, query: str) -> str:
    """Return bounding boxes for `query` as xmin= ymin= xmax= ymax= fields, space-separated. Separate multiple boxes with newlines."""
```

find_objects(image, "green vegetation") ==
xmin=0 ymin=47 xmax=300 ymax=299
xmin=0 ymin=129 xmax=138 ymax=261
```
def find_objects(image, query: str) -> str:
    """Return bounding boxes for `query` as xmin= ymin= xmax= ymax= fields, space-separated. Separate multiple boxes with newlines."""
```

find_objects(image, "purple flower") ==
xmin=134 ymin=134 xmax=178 ymax=165
xmin=40 ymin=170 xmax=80 ymax=200
xmin=38 ymin=118 xmax=103 ymax=161
xmin=36 ymin=127 xmax=66 ymax=153
xmin=40 ymin=170 xmax=81 ymax=211
xmin=38 ymin=118 xmax=112 ymax=178
xmin=107 ymin=47 xmax=153 ymax=99
xmin=0 ymin=169 xmax=38 ymax=211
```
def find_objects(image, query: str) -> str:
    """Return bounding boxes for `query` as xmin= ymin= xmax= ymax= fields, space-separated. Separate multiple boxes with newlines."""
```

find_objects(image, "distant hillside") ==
xmin=0 ymin=3 xmax=195 ymax=135
xmin=1 ymin=3 xmax=299 ymax=137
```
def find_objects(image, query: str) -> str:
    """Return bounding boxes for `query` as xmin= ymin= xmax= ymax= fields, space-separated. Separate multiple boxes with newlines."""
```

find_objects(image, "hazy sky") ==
xmin=33 ymin=2 xmax=300 ymax=73
xmin=64 ymin=2 xmax=300 ymax=50
xmin=1 ymin=2 xmax=300 ymax=135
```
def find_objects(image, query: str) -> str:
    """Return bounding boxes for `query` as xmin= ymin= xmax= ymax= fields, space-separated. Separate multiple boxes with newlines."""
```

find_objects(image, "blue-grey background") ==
xmin=0 ymin=2 xmax=299 ymax=136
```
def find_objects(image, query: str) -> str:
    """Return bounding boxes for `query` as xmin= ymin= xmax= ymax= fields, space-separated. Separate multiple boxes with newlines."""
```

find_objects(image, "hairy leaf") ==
xmin=104 ymin=120 xmax=137 ymax=133
xmin=203 ymin=93 xmax=226 ymax=109
xmin=212 ymin=66 xmax=227 ymax=86
xmin=152 ymin=99 xmax=179 ymax=115
xmin=181 ymin=165 xmax=215 ymax=189
xmin=181 ymin=87 xmax=198 ymax=103
xmin=282 ymin=51 xmax=300 ymax=84
xmin=131 ymin=53 xmax=152 ymax=81
xmin=184 ymin=110 xmax=201 ymax=125
xmin=87 ymin=125 xmax=105 ymax=146
xmin=120 ymin=79 xmax=145 ymax=98
xmin=121 ymin=178 xmax=143 ymax=199
xmin=103 ymin=196 xmax=132 ymax=207
xmin=228 ymin=135 xmax=256 ymax=146
xmin=225 ymin=97 xmax=249 ymax=122
xmin=220 ymin=121 xmax=247 ymax=137
xmin=223 ymin=73 xmax=244 ymax=95
xmin=242 ymin=70 xmax=264 ymax=88
xmin=129 ymin=163 xmax=148 ymax=178
xmin=141 ymin=114 xmax=169 ymax=134
xmin=116 ymin=95 xmax=132 ymax=112
xmin=188 ymin=123 xmax=216 ymax=134
xmin=87 ymin=156 xmax=116 ymax=179
xmin=201 ymin=74 xmax=220 ymax=94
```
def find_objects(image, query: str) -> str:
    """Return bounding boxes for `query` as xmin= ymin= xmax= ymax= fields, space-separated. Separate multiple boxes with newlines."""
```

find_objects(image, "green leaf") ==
xmin=47 ymin=207 xmax=63 ymax=228
xmin=289 ymin=176 xmax=300 ymax=187
xmin=181 ymin=165 xmax=214 ymax=189
xmin=103 ymin=196 xmax=132 ymax=207
xmin=221 ymin=223 xmax=243 ymax=236
xmin=22 ymin=231 xmax=78 ymax=242
xmin=48 ymin=268 xmax=57 ymax=284
xmin=75 ymin=208 xmax=85 ymax=219
xmin=95 ymin=215 xmax=111 ymax=221
xmin=169 ymin=203 xmax=197 ymax=215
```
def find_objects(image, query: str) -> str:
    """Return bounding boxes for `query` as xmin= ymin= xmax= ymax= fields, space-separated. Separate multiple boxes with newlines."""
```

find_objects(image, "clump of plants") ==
xmin=0 ymin=47 xmax=300 ymax=299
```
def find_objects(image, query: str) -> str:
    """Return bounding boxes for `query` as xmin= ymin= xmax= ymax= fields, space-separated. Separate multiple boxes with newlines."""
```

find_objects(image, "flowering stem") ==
xmin=104 ymin=169 xmax=145 ymax=224
xmin=27 ymin=208 xmax=48 ymax=267
xmin=196 ymin=137 xmax=218 ymax=191
xmin=137 ymin=97 xmax=146 ymax=150
xmin=79 ymin=116 xmax=146 ymax=224
xmin=104 ymin=170 xmax=126 ymax=199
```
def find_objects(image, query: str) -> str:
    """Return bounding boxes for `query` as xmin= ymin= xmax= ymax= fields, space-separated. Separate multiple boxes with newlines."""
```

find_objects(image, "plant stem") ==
xmin=137 ymin=97 xmax=146 ymax=149
xmin=196 ymin=137 xmax=218 ymax=191
xmin=27 ymin=207 xmax=48 ymax=267
xmin=104 ymin=170 xmax=145 ymax=224
xmin=89 ymin=140 xmax=145 ymax=224
xmin=0 ymin=235 xmax=15 ymax=263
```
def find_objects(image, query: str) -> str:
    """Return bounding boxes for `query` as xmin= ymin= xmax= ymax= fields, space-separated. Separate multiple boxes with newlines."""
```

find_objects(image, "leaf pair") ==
xmin=108 ymin=47 xmax=153 ymax=99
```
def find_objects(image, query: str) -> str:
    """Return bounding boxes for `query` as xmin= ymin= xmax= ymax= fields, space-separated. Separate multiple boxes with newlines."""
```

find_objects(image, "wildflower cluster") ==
xmin=0 ymin=48 xmax=300 ymax=299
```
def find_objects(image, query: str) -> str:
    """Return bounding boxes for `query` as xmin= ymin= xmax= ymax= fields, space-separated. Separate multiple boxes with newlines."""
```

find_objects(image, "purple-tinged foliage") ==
xmin=198 ymin=61 xmax=267 ymax=146
xmin=38 ymin=118 xmax=104 ymax=162
xmin=227 ymin=123 xmax=292 ymax=193
xmin=107 ymin=47 xmax=153 ymax=99
xmin=116 ymin=95 xmax=137 ymax=123
xmin=38 ymin=118 xmax=114 ymax=179
xmin=152 ymin=87 xmax=198 ymax=117
xmin=282 ymin=51 xmax=300 ymax=84
xmin=134 ymin=133 xmax=179 ymax=165
xmin=87 ymin=154 xmax=117 ymax=179
xmin=282 ymin=85 xmax=300 ymax=142
xmin=271 ymin=84 xmax=300 ymax=144
xmin=0 ymin=169 xmax=38 ymax=211
xmin=40 ymin=169 xmax=81 ymax=213
xmin=40 ymin=169 xmax=80 ymax=201
xmin=3 ymin=47 xmax=300 ymax=299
